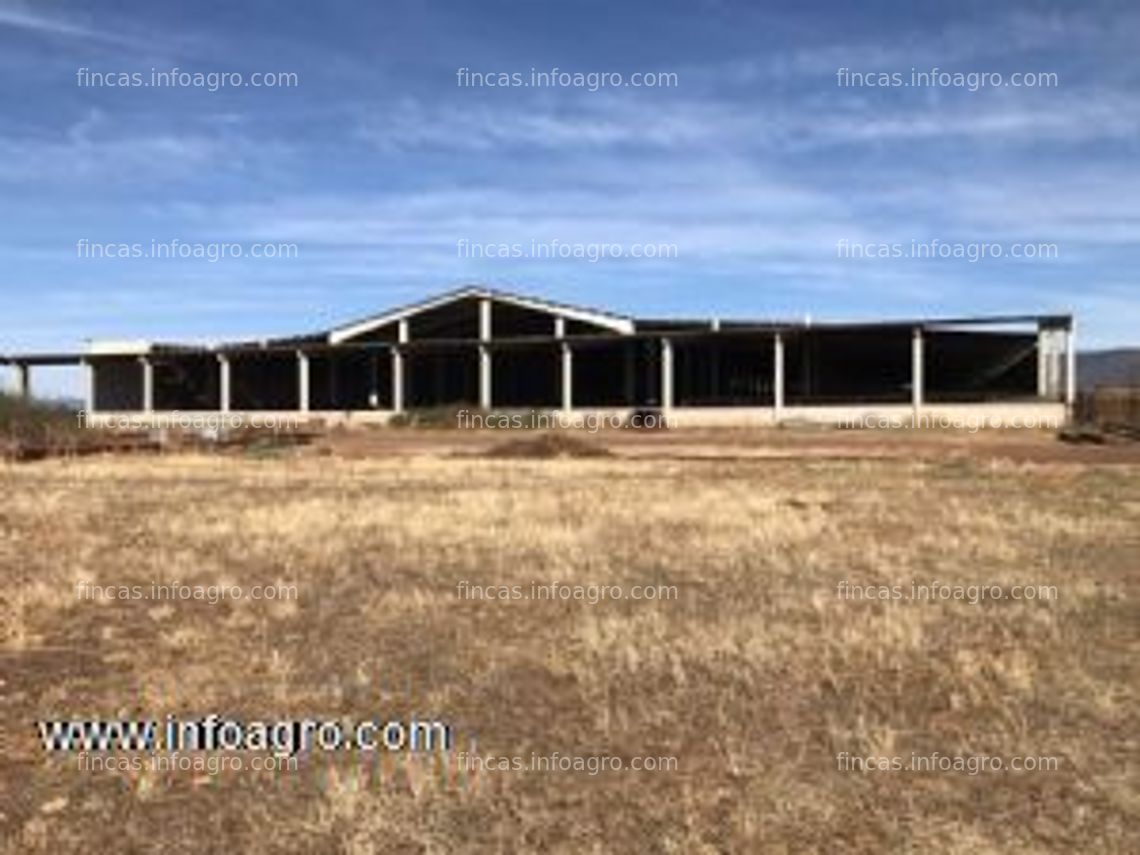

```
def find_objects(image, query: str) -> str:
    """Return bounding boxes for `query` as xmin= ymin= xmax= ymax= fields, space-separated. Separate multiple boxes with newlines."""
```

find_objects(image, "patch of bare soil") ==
xmin=309 ymin=424 xmax=1140 ymax=465
xmin=481 ymin=431 xmax=612 ymax=459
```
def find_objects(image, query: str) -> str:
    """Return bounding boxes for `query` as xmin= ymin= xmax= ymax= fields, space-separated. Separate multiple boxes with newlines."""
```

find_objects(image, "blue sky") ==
xmin=1 ymin=0 xmax=1138 ymax=395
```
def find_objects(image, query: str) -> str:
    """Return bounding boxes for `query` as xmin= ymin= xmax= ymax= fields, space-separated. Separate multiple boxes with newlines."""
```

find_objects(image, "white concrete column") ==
xmin=661 ymin=337 xmax=674 ymax=410
xmin=218 ymin=354 xmax=231 ymax=413
xmin=82 ymin=359 xmax=96 ymax=413
xmin=392 ymin=349 xmax=404 ymax=413
xmin=14 ymin=362 xmax=29 ymax=399
xmin=1037 ymin=326 xmax=1050 ymax=398
xmin=297 ymin=351 xmax=310 ymax=412
xmin=393 ymin=319 xmax=408 ymax=413
xmin=140 ymin=357 xmax=154 ymax=413
xmin=1065 ymin=319 xmax=1077 ymax=414
xmin=561 ymin=342 xmax=573 ymax=412
xmin=479 ymin=298 xmax=492 ymax=410
xmin=911 ymin=327 xmax=924 ymax=415
xmin=479 ymin=298 xmax=492 ymax=341
xmin=479 ymin=346 xmax=492 ymax=410
xmin=556 ymin=315 xmax=574 ymax=410
xmin=773 ymin=332 xmax=785 ymax=418
xmin=1046 ymin=329 xmax=1063 ymax=399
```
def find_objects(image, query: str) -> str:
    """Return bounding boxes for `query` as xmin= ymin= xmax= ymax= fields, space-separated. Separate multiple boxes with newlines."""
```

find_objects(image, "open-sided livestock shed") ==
xmin=3 ymin=286 xmax=1075 ymax=427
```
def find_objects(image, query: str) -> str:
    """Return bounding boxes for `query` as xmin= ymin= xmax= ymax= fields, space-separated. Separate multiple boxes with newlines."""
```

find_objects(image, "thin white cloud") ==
xmin=357 ymin=98 xmax=716 ymax=151
xmin=356 ymin=83 xmax=1140 ymax=156
xmin=813 ymin=92 xmax=1140 ymax=145
xmin=0 ymin=3 xmax=151 ymax=48
xmin=0 ymin=108 xmax=275 ymax=182
xmin=0 ymin=132 xmax=225 ymax=181
xmin=709 ymin=8 xmax=1136 ymax=85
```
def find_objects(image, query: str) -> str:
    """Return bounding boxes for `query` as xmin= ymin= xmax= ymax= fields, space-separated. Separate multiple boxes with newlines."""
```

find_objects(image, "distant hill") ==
xmin=1080 ymin=349 xmax=1140 ymax=389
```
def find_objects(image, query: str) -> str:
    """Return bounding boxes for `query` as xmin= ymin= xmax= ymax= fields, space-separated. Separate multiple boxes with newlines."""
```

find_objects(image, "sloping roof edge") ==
xmin=328 ymin=285 xmax=634 ymax=343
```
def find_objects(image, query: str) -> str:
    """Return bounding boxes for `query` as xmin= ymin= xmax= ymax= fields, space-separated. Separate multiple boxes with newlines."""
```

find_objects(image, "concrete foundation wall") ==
xmin=665 ymin=402 xmax=1065 ymax=428
xmin=84 ymin=402 xmax=1066 ymax=431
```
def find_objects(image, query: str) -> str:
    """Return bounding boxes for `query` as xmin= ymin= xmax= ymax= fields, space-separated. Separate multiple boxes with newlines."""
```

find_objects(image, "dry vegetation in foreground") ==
xmin=1 ymin=448 xmax=1138 ymax=853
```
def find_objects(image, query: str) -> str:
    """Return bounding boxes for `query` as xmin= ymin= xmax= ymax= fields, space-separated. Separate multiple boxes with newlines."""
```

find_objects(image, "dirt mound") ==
xmin=483 ymin=431 xmax=612 ymax=459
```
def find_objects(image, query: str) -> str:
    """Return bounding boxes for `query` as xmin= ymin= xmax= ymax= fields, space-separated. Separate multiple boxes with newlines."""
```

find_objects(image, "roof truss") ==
xmin=328 ymin=286 xmax=634 ymax=343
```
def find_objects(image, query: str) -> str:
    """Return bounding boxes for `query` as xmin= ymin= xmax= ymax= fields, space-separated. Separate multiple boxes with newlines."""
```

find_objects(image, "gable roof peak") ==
xmin=328 ymin=285 xmax=633 ymax=342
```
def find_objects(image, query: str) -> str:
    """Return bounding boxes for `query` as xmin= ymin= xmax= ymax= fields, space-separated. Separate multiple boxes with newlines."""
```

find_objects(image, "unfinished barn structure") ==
xmin=4 ymin=286 xmax=1075 ymax=426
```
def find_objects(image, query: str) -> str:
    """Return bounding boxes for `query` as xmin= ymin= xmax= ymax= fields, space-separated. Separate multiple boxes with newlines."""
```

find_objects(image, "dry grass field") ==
xmin=1 ymin=433 xmax=1138 ymax=853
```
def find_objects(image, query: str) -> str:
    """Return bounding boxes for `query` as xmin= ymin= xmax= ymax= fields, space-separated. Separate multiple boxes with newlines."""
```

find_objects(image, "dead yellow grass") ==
xmin=1 ymin=449 xmax=1137 ymax=853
